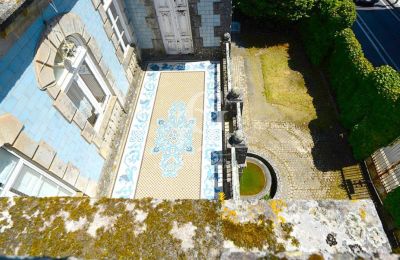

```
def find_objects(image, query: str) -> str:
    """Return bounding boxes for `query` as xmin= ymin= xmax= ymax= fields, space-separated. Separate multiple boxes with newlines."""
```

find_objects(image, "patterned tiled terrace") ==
xmin=112 ymin=61 xmax=222 ymax=199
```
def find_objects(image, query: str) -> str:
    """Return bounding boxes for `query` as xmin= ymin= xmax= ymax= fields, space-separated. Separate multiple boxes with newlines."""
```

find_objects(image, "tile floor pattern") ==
xmin=136 ymin=72 xmax=204 ymax=199
xmin=112 ymin=61 xmax=222 ymax=199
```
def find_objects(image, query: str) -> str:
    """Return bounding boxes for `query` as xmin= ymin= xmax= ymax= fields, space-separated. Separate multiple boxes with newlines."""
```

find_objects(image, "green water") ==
xmin=240 ymin=162 xmax=266 ymax=196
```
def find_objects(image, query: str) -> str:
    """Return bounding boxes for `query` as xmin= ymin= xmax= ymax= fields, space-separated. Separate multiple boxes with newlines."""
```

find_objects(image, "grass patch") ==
xmin=241 ymin=30 xmax=338 ymax=129
xmin=240 ymin=162 xmax=266 ymax=196
xmin=260 ymin=44 xmax=317 ymax=123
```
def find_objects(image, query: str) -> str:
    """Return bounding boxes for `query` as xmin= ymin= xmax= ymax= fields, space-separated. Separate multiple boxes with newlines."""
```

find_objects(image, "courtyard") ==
xmin=232 ymin=29 xmax=356 ymax=199
xmin=112 ymin=61 xmax=223 ymax=200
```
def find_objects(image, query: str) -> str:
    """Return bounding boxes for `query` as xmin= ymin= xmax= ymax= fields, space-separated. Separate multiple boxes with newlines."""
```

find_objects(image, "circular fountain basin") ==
xmin=240 ymin=153 xmax=278 ymax=199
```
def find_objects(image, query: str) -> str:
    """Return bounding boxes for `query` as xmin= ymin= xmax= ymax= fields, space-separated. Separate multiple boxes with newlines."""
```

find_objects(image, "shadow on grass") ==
xmin=234 ymin=19 xmax=356 ymax=172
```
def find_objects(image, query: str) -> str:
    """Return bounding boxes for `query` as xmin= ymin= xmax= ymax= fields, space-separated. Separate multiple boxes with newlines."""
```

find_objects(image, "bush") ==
xmin=328 ymin=29 xmax=373 ymax=129
xmin=301 ymin=0 xmax=356 ymax=65
xmin=235 ymin=0 xmax=316 ymax=22
xmin=384 ymin=187 xmax=400 ymax=228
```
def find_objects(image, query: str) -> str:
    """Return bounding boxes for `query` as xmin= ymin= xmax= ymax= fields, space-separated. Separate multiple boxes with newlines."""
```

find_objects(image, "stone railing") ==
xmin=221 ymin=33 xmax=248 ymax=199
xmin=231 ymin=147 xmax=241 ymax=201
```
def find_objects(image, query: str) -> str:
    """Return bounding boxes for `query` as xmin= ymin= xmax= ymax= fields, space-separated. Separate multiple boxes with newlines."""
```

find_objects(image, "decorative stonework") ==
xmin=49 ymin=156 xmax=67 ymax=179
xmin=13 ymin=132 xmax=38 ymax=159
xmin=33 ymin=13 xmax=126 ymax=159
xmin=0 ymin=113 xmax=97 ymax=196
xmin=0 ymin=113 xmax=23 ymax=146
xmin=32 ymin=141 xmax=56 ymax=170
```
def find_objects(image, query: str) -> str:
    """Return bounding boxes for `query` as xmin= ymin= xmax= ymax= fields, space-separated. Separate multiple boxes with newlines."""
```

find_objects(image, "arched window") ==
xmin=55 ymin=35 xmax=111 ymax=131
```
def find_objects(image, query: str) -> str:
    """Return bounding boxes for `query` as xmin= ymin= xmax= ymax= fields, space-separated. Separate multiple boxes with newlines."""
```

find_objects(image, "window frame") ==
xmin=0 ymin=147 xmax=75 ymax=197
xmin=59 ymin=44 xmax=112 ymax=132
xmin=103 ymin=0 xmax=132 ymax=55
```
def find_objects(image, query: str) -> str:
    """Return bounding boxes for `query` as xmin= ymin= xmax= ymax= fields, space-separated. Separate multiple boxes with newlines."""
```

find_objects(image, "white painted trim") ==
xmin=0 ymin=148 xmax=75 ymax=197
xmin=59 ymin=45 xmax=112 ymax=132
xmin=103 ymin=0 xmax=133 ymax=55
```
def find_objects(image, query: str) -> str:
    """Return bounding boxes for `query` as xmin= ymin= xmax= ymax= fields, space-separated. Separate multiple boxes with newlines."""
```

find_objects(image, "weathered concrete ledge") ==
xmin=0 ymin=198 xmax=395 ymax=259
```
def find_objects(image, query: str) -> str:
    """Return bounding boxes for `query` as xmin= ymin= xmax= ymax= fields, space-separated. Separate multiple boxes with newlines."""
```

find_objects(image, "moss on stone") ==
xmin=0 ymin=198 xmax=307 ymax=257
xmin=222 ymin=215 xmax=285 ymax=252
xmin=0 ymin=198 xmax=221 ymax=258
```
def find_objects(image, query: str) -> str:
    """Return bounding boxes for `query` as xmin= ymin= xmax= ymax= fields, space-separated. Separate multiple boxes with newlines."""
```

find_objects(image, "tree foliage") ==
xmin=384 ymin=187 xmax=400 ymax=228
xmin=235 ymin=0 xmax=316 ymax=22
xmin=301 ymin=0 xmax=356 ymax=65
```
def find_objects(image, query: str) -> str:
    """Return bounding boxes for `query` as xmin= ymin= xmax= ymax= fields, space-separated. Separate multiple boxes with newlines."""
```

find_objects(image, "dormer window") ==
xmin=103 ymin=0 xmax=132 ymax=54
xmin=56 ymin=36 xmax=111 ymax=131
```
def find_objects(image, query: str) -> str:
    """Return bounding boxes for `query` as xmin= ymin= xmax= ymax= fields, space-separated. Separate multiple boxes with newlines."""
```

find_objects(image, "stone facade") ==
xmin=0 ymin=0 xmax=228 ymax=197
xmin=124 ymin=0 xmax=232 ymax=60
xmin=0 ymin=0 xmax=142 ymax=196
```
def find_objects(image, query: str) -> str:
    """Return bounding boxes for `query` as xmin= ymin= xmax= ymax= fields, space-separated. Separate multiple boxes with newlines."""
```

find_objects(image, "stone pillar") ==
xmin=227 ymin=130 xmax=248 ymax=165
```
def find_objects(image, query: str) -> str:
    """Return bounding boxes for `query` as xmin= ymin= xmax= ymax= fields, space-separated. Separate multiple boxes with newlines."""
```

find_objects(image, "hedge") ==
xmin=300 ymin=0 xmax=400 ymax=160
xmin=301 ymin=0 xmax=356 ymax=65
xmin=384 ymin=187 xmax=400 ymax=228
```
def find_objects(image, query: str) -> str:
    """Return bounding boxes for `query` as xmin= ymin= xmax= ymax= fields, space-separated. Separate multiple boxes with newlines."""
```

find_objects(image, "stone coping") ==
xmin=0 ymin=198 xmax=393 ymax=259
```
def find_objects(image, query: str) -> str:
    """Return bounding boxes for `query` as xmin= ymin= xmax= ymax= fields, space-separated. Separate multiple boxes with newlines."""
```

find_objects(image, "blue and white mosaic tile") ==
xmin=112 ymin=61 xmax=222 ymax=199
xmin=153 ymin=102 xmax=196 ymax=177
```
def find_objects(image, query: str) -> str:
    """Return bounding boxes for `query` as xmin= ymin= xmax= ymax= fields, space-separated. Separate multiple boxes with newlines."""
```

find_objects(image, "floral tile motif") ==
xmin=112 ymin=61 xmax=222 ymax=199
xmin=153 ymin=102 xmax=195 ymax=177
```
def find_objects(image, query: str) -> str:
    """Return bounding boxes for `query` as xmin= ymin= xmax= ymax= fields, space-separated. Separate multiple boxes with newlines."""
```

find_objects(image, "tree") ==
xmin=235 ymin=0 xmax=316 ymax=22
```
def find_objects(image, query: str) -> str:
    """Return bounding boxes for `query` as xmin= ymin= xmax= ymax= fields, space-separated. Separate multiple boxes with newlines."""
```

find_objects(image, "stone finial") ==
xmin=224 ymin=32 xmax=231 ymax=42
xmin=229 ymin=130 xmax=245 ymax=145
xmin=227 ymin=88 xmax=241 ymax=101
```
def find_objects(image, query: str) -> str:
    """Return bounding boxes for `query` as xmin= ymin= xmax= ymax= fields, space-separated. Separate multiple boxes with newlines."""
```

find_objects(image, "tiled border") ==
xmin=112 ymin=61 xmax=222 ymax=199
xmin=201 ymin=61 xmax=222 ymax=199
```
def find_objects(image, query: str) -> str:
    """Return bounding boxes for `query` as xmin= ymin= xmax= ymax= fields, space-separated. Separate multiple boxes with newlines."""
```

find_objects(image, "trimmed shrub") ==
xmin=384 ymin=187 xmax=400 ymax=228
xmin=301 ymin=2 xmax=400 ymax=159
xmin=328 ymin=29 xmax=373 ymax=129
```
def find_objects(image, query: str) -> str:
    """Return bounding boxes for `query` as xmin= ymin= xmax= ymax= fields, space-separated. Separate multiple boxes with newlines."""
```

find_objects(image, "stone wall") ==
xmin=0 ymin=198 xmax=394 ymax=259
xmin=124 ymin=0 xmax=232 ymax=60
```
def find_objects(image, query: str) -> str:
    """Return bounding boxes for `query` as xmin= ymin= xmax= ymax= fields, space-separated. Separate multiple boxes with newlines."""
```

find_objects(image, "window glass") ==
xmin=66 ymin=81 xmax=98 ymax=126
xmin=38 ymin=177 xmax=59 ymax=197
xmin=106 ymin=1 xmax=129 ymax=52
xmin=58 ymin=187 xmax=72 ymax=196
xmin=0 ymin=148 xmax=18 ymax=191
xmin=109 ymin=2 xmax=118 ymax=20
xmin=120 ymin=32 xmax=129 ymax=51
xmin=79 ymin=61 xmax=106 ymax=104
xmin=12 ymin=165 xmax=42 ymax=196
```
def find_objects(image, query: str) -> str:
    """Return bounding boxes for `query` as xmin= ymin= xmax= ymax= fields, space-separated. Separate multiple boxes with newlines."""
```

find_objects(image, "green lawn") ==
xmin=239 ymin=31 xmax=337 ymax=130
xmin=240 ymin=163 xmax=266 ymax=196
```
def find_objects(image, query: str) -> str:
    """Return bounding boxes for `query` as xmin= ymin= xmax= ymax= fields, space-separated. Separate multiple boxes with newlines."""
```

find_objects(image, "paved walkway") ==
xmin=232 ymin=46 xmax=352 ymax=199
